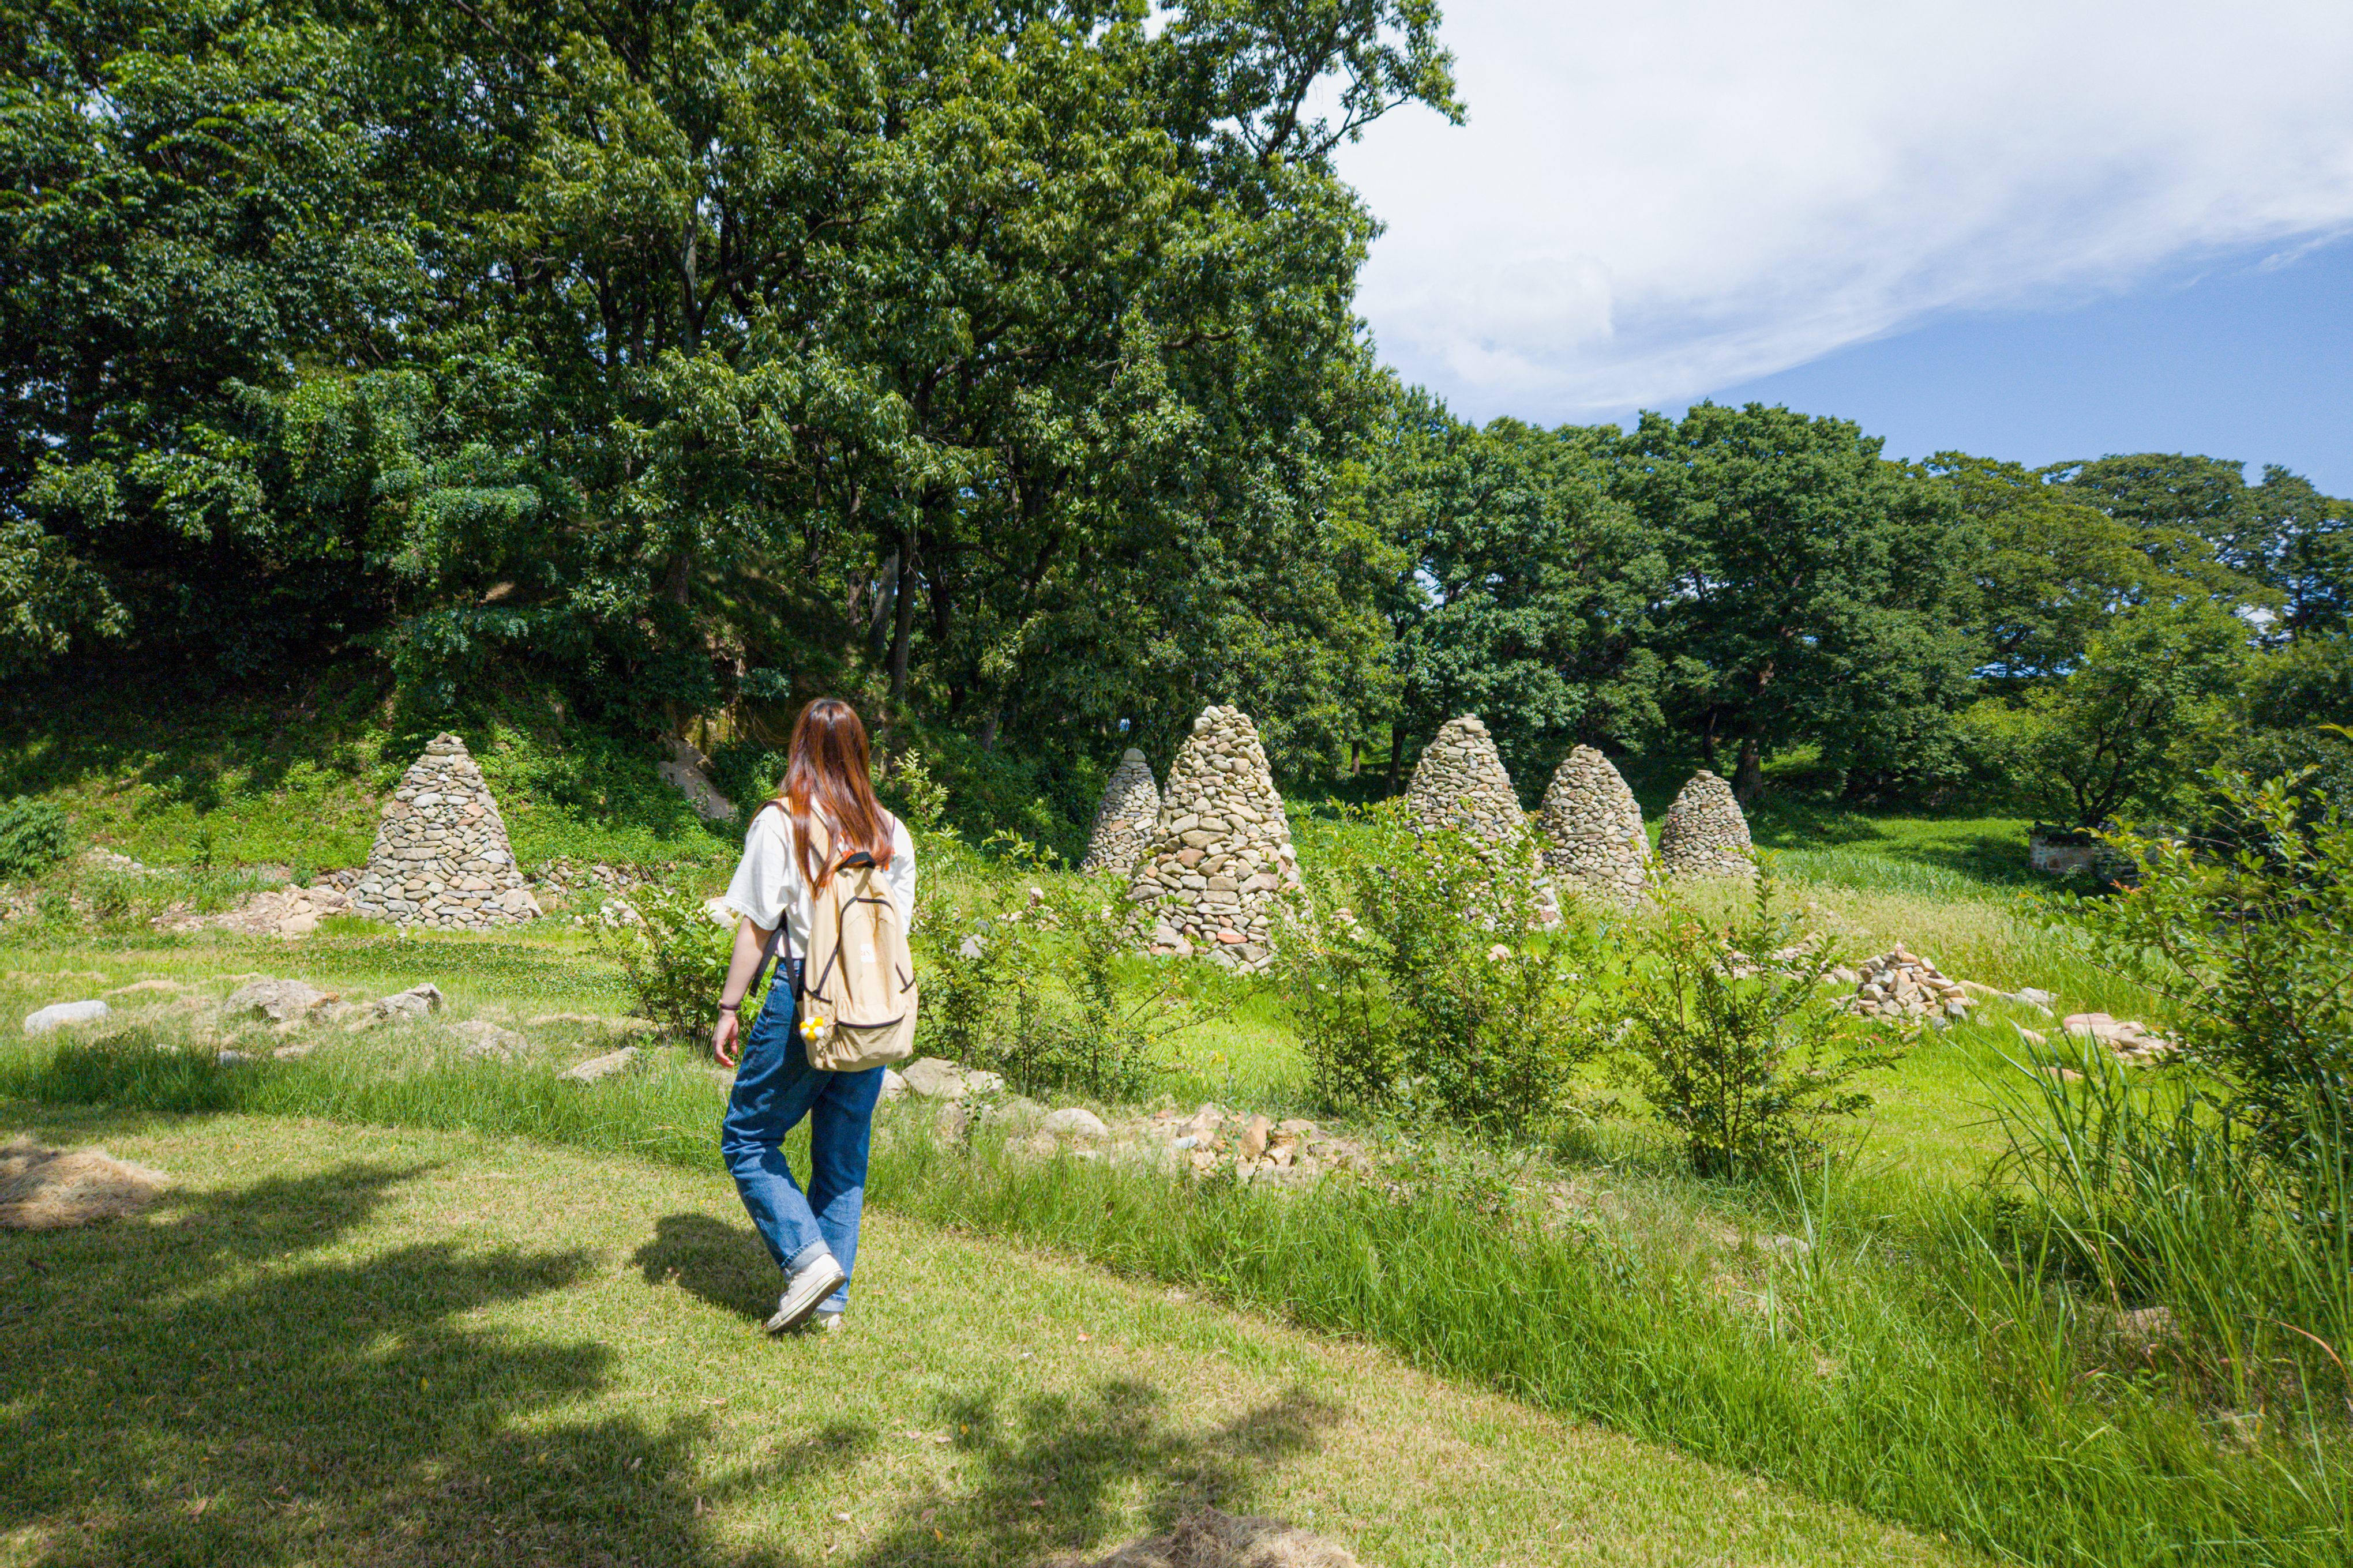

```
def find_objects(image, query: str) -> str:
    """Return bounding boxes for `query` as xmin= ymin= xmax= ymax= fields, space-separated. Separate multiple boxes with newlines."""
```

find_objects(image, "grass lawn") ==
xmin=0 ymin=1107 xmax=1977 ymax=1567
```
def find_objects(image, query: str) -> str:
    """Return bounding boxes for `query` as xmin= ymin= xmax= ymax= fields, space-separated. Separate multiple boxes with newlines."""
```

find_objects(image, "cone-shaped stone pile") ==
xmin=349 ymin=734 xmax=543 ymax=928
xmin=1539 ymin=745 xmax=1654 ymax=905
xmin=1403 ymin=716 xmax=1559 ymax=923
xmin=1127 ymin=706 xmax=1301 ymax=971
xmin=1657 ymin=770 xmax=1756 ymax=880
xmin=1079 ymin=747 xmax=1161 ymax=877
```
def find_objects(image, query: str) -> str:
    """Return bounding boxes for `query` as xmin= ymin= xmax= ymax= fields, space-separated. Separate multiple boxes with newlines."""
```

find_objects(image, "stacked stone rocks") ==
xmin=1403 ymin=716 xmax=1558 ymax=922
xmin=1847 ymin=947 xmax=1974 ymax=1024
xmin=1127 ymin=706 xmax=1301 ymax=971
xmin=1657 ymin=770 xmax=1756 ymax=880
xmin=1538 ymin=746 xmax=1654 ymax=905
xmin=1079 ymin=748 xmax=1162 ymax=876
xmin=348 ymin=734 xmax=542 ymax=928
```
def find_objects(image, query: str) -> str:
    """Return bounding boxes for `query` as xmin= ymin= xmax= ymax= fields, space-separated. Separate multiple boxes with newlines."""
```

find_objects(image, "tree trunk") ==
xmin=1699 ymin=710 xmax=1718 ymax=771
xmin=887 ymin=522 xmax=918 ymax=707
xmin=1732 ymin=736 xmax=1763 ymax=806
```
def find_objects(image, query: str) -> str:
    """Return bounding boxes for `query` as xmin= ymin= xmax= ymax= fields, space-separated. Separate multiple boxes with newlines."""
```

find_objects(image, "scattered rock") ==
xmin=1080 ymin=749 xmax=1163 ymax=877
xmin=1236 ymin=1113 xmax=1273 ymax=1162
xmin=2014 ymin=986 xmax=2058 ymax=1010
xmin=658 ymin=735 xmax=738 ymax=824
xmin=1538 ymin=744 xmax=1654 ymax=907
xmin=897 ymin=1057 xmax=1005 ymax=1101
xmin=880 ymin=1067 xmax=909 ymax=1103
xmin=0 ymin=1138 xmax=170 ymax=1231
xmin=1042 ymin=1107 xmax=1110 ymax=1142
xmin=221 ymin=979 xmax=336 ymax=1027
xmin=1126 ymin=706 xmax=1301 ymax=973
xmin=215 ymin=1050 xmax=252 ymax=1066
xmin=2061 ymin=1013 xmax=2178 ymax=1062
xmin=373 ymin=984 xmax=445 ymax=1020
xmin=348 ymin=734 xmax=538 ymax=931
xmin=561 ymin=1046 xmax=640 ymax=1083
xmin=452 ymin=1020 xmax=528 ymax=1062
xmin=1656 ymin=770 xmax=1756 ymax=881
xmin=978 ymin=1096 xmax=1049 ymax=1131
xmin=1057 ymin=1508 xmax=1360 ymax=1568
xmin=23 ymin=999 xmax=110 ymax=1036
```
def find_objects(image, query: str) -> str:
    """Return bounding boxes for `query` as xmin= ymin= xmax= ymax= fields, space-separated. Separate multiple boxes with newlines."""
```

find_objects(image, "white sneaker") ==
xmin=764 ymin=1255 xmax=848 ymax=1334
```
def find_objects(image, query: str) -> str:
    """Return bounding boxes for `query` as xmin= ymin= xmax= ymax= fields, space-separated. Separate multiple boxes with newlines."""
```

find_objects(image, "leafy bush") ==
xmin=913 ymin=868 xmax=1215 ymax=1101
xmin=1613 ymin=874 xmax=1901 ymax=1179
xmin=591 ymin=882 xmax=741 ymax=1044
xmin=2048 ymin=767 xmax=2352 ymax=1160
xmin=1279 ymin=801 xmax=1605 ymax=1137
xmin=0 ymin=796 xmax=70 ymax=880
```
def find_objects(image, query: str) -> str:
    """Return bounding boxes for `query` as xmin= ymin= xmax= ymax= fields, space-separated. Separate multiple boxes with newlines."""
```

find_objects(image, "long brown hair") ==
xmin=775 ymin=698 xmax=894 ymax=893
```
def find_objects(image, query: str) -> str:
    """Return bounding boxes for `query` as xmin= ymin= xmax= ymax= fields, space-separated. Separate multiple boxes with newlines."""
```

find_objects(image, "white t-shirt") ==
xmin=721 ymin=804 xmax=917 ymax=957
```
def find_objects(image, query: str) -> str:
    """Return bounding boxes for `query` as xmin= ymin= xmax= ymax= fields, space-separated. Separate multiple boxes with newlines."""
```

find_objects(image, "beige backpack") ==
xmin=793 ymin=813 xmax=918 ymax=1072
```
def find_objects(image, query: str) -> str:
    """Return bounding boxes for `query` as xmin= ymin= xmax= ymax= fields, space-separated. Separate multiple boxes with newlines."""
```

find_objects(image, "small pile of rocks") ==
xmin=1538 ymin=745 xmax=1654 ymax=907
xmin=2061 ymin=1013 xmax=2178 ymax=1062
xmin=1657 ymin=770 xmax=1756 ymax=881
xmin=155 ymin=882 xmax=355 ymax=939
xmin=1079 ymin=748 xmax=1162 ymax=877
xmin=348 ymin=734 xmax=543 ymax=929
xmin=1845 ymin=947 xmax=1974 ymax=1022
xmin=1126 ymin=706 xmax=1302 ymax=972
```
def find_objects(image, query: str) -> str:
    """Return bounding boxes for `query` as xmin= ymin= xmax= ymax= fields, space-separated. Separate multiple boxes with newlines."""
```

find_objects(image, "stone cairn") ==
xmin=1079 ymin=747 xmax=1162 ymax=877
xmin=1656 ymin=770 xmax=1756 ymax=880
xmin=1538 ymin=745 xmax=1654 ymax=906
xmin=348 ymin=734 xmax=542 ymax=929
xmin=1403 ymin=716 xmax=1558 ymax=922
xmin=1846 ymin=947 xmax=1975 ymax=1024
xmin=1127 ymin=706 xmax=1301 ymax=971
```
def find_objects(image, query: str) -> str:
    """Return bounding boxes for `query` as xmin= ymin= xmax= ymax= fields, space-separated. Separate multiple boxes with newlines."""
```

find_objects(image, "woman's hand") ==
xmin=712 ymin=1009 xmax=741 ymax=1070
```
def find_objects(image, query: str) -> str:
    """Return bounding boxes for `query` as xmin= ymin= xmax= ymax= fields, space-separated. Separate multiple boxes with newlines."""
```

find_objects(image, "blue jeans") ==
xmin=719 ymin=961 xmax=884 ymax=1314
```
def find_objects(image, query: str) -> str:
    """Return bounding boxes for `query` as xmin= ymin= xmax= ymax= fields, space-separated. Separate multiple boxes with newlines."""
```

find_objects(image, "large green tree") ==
xmin=1363 ymin=389 xmax=1667 ymax=788
xmin=1617 ymin=404 xmax=1980 ymax=800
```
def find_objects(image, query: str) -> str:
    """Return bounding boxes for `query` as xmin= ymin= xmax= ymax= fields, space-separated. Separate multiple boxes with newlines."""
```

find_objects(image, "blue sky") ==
xmin=1701 ymin=235 xmax=2353 ymax=493
xmin=1333 ymin=0 xmax=2353 ymax=493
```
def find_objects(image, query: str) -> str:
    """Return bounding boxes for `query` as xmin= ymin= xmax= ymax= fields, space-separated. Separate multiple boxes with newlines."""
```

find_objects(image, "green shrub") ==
xmin=1613 ymin=874 xmax=1902 ymax=1179
xmin=1279 ymin=801 xmax=1605 ymax=1137
xmin=0 ymin=796 xmax=70 ymax=880
xmin=2048 ymin=767 xmax=2352 ymax=1161
xmin=591 ymin=881 xmax=741 ymax=1044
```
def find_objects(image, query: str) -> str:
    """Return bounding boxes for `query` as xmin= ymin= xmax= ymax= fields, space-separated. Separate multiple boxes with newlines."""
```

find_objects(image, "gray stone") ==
xmin=222 ymin=979 xmax=335 ymax=1027
xmin=373 ymin=983 xmax=445 ymax=1019
xmin=1041 ymin=1107 xmax=1109 ymax=1142
xmin=561 ymin=1046 xmax=640 ymax=1083
xmin=880 ymin=1067 xmax=909 ymax=1103
xmin=900 ymin=1057 xmax=969 ymax=1099
xmin=24 ymin=999 xmax=111 ymax=1036
xmin=451 ymin=1019 xmax=528 ymax=1062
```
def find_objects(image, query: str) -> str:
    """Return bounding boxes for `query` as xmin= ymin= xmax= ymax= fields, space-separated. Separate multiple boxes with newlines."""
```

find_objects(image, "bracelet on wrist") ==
xmin=716 ymin=1001 xmax=741 ymax=1013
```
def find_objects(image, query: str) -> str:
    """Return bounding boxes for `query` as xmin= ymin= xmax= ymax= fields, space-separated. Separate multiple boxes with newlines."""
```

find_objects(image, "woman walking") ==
xmin=711 ymin=698 xmax=915 ymax=1334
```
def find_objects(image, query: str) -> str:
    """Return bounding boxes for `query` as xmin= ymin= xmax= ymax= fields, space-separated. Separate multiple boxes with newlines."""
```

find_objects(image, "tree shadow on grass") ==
xmin=634 ymin=1212 xmax=779 ymax=1322
xmin=0 ymin=1160 xmax=850 ymax=1567
xmin=845 ymin=1381 xmax=1345 ymax=1568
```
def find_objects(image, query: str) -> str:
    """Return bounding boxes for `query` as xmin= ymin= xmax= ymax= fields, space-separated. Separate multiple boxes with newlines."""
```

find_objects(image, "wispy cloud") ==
xmin=1336 ymin=0 xmax=2353 ymax=420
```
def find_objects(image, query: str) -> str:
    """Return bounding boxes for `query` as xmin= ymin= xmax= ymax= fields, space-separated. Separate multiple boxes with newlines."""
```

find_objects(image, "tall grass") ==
xmin=5 ymin=1027 xmax=2346 ymax=1567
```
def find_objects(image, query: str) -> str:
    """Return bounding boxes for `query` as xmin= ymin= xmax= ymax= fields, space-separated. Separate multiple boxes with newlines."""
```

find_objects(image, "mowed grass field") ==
xmin=0 ymin=1108 xmax=1977 ymax=1568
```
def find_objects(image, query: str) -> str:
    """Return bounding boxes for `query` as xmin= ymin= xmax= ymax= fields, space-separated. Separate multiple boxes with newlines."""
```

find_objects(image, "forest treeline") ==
xmin=5 ymin=0 xmax=2347 ymax=827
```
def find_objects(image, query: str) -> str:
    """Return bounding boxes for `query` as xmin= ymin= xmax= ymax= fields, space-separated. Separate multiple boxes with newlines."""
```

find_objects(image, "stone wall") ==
xmin=348 ymin=734 xmax=543 ymax=928
xmin=1538 ymin=745 xmax=1653 ymax=905
xmin=1125 ymin=706 xmax=1301 ymax=971
xmin=1656 ymin=769 xmax=1755 ymax=881
xmin=1079 ymin=748 xmax=1161 ymax=877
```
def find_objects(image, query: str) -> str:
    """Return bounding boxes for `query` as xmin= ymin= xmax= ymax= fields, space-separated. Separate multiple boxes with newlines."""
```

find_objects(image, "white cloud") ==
xmin=1334 ymin=0 xmax=2353 ymax=420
